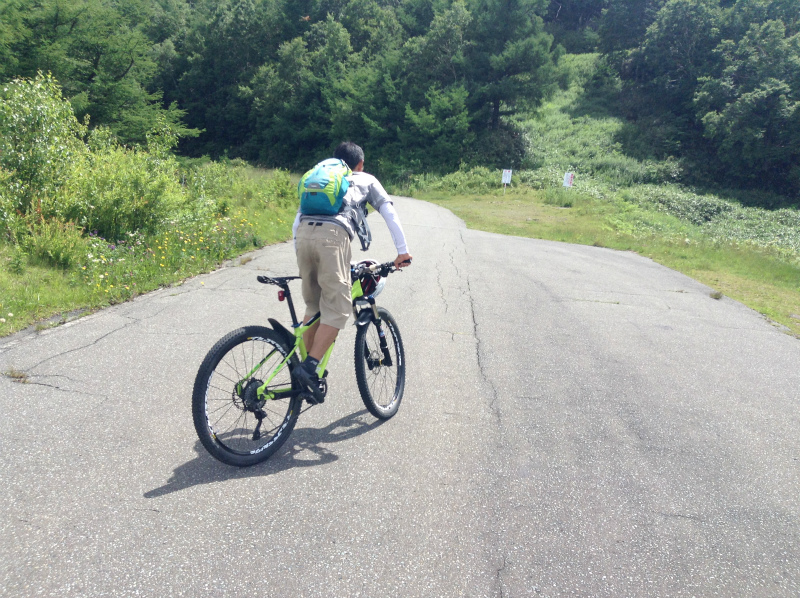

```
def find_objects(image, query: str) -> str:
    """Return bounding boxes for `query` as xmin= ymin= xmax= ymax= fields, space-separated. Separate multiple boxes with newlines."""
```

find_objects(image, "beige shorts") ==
xmin=296 ymin=221 xmax=352 ymax=329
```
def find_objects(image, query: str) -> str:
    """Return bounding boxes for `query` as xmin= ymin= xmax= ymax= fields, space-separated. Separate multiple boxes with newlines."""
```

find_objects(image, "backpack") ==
xmin=298 ymin=158 xmax=352 ymax=215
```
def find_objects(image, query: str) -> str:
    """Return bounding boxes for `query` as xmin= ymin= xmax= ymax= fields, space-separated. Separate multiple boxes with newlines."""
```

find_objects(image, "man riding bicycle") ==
xmin=291 ymin=141 xmax=412 ymax=404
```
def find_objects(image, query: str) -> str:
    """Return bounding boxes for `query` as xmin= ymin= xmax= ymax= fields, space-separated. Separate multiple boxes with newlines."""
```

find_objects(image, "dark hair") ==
xmin=333 ymin=141 xmax=364 ymax=169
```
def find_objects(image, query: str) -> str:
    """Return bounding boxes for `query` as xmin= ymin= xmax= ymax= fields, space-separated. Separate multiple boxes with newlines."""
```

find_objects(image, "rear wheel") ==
xmin=192 ymin=326 xmax=301 ymax=467
xmin=354 ymin=307 xmax=405 ymax=419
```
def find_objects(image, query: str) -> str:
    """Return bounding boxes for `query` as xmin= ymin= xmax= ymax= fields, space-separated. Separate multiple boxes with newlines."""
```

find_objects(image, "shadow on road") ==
xmin=144 ymin=409 xmax=383 ymax=498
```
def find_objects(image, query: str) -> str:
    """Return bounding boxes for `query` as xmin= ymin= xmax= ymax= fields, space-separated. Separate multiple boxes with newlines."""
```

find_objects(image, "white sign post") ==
xmin=563 ymin=172 xmax=574 ymax=188
xmin=502 ymin=169 xmax=512 ymax=194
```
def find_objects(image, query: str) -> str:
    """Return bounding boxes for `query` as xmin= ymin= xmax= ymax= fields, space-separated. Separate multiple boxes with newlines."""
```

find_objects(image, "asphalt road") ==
xmin=1 ymin=197 xmax=799 ymax=597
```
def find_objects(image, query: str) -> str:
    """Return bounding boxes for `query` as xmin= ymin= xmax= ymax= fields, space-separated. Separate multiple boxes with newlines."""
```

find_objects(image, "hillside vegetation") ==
xmin=402 ymin=54 xmax=800 ymax=336
xmin=0 ymin=75 xmax=295 ymax=336
xmin=1 ymin=1 xmax=798 ymax=336
xmin=1 ymin=1 xmax=796 ymax=197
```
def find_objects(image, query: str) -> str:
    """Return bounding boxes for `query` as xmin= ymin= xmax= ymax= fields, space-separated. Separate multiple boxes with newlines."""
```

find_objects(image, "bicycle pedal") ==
xmin=303 ymin=391 xmax=324 ymax=405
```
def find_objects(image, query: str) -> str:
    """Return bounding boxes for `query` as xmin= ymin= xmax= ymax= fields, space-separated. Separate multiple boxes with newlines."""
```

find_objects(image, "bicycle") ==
xmin=191 ymin=259 xmax=407 ymax=467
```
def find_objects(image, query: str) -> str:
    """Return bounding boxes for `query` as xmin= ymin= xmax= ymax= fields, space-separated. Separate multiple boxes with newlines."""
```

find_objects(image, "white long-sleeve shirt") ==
xmin=293 ymin=171 xmax=409 ymax=254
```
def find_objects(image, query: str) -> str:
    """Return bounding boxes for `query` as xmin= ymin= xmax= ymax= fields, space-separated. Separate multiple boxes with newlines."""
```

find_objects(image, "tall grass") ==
xmin=0 ymin=74 xmax=296 ymax=336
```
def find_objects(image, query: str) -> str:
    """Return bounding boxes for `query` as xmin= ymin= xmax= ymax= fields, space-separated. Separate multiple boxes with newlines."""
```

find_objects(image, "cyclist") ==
xmin=291 ymin=141 xmax=412 ymax=404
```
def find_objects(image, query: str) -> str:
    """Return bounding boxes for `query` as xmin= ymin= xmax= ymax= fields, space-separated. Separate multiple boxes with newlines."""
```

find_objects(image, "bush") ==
xmin=0 ymin=73 xmax=87 ymax=214
xmin=183 ymin=162 xmax=296 ymax=219
xmin=26 ymin=219 xmax=87 ymax=269
xmin=260 ymin=169 xmax=295 ymax=208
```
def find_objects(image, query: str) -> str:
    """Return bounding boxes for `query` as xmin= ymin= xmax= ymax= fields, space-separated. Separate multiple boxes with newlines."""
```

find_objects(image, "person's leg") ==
xmin=302 ymin=320 xmax=340 ymax=359
xmin=303 ymin=224 xmax=351 ymax=363
xmin=308 ymin=323 xmax=339 ymax=361
xmin=302 ymin=320 xmax=318 ymax=353
xmin=297 ymin=224 xmax=321 ymax=327
xmin=293 ymin=223 xmax=351 ymax=403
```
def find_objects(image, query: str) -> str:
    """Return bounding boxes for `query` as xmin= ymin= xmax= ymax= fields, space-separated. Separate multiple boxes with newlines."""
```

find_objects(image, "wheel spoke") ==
xmin=354 ymin=309 xmax=404 ymax=419
xmin=193 ymin=327 xmax=301 ymax=465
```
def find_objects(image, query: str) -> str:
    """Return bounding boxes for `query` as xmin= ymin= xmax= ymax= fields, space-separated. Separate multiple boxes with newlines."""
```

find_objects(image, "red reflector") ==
xmin=278 ymin=290 xmax=285 ymax=302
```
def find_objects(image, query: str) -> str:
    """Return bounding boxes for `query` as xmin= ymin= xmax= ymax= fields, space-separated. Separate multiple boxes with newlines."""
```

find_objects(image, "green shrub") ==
xmin=184 ymin=162 xmax=295 ymax=218
xmin=0 ymin=167 xmax=23 ymax=242
xmin=0 ymin=73 xmax=87 ymax=214
xmin=260 ymin=169 xmax=295 ymax=208
xmin=26 ymin=219 xmax=87 ymax=269
xmin=543 ymin=187 xmax=574 ymax=208
xmin=8 ymin=246 xmax=26 ymax=275
xmin=52 ymin=143 xmax=184 ymax=241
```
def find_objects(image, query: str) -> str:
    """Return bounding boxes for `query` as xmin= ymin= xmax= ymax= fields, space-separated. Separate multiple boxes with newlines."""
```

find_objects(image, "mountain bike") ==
xmin=191 ymin=259 xmax=407 ymax=467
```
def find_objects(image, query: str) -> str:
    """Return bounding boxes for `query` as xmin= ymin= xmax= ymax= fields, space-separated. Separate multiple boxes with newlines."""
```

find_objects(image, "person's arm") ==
xmin=378 ymin=202 xmax=412 ymax=267
xmin=292 ymin=211 xmax=302 ymax=252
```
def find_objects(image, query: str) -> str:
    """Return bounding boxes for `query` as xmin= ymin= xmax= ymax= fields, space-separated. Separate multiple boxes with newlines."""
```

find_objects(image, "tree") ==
xmin=247 ymin=16 xmax=356 ymax=167
xmin=401 ymin=1 xmax=471 ymax=103
xmin=402 ymin=84 xmax=473 ymax=170
xmin=464 ymin=0 xmax=557 ymax=130
xmin=0 ymin=0 xmax=25 ymax=80
xmin=695 ymin=20 xmax=800 ymax=190
xmin=335 ymin=0 xmax=404 ymax=57
xmin=0 ymin=73 xmax=87 ymax=215
xmin=632 ymin=0 xmax=723 ymax=109
xmin=6 ymin=0 xmax=192 ymax=145
xmin=543 ymin=0 xmax=605 ymax=52
xmin=598 ymin=0 xmax=666 ymax=54
xmin=176 ymin=0 xmax=288 ymax=156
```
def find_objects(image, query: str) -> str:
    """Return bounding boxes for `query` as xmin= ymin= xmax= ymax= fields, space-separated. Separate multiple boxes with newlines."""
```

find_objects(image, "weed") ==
xmin=9 ymin=248 xmax=26 ymax=274
xmin=710 ymin=291 xmax=724 ymax=300
xmin=5 ymin=368 xmax=29 ymax=383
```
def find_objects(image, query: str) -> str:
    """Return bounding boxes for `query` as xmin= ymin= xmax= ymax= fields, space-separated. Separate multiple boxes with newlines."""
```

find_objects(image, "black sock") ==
xmin=304 ymin=356 xmax=319 ymax=371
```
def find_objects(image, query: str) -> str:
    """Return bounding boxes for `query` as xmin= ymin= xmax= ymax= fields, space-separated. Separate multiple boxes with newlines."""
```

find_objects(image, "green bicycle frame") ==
xmin=249 ymin=274 xmax=370 ymax=401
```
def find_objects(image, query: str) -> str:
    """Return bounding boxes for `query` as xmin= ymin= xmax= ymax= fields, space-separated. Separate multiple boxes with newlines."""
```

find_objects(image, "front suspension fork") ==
xmin=360 ymin=297 xmax=393 ymax=366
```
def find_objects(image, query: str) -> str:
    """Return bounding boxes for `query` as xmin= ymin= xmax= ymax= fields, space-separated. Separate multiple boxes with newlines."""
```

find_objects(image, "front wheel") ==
xmin=192 ymin=326 xmax=302 ymax=467
xmin=354 ymin=307 xmax=405 ymax=419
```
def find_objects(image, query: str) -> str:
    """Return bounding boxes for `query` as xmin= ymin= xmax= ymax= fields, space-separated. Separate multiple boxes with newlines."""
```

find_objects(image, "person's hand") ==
xmin=394 ymin=253 xmax=412 ymax=268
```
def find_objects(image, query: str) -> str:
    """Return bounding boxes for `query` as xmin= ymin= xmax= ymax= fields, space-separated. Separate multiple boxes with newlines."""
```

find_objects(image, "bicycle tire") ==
xmin=192 ymin=326 xmax=302 ymax=467
xmin=354 ymin=307 xmax=405 ymax=419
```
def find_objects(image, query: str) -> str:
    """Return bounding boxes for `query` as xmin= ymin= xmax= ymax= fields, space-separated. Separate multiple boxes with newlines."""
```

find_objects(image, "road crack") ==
xmin=460 ymin=230 xmax=501 ymax=426
xmin=25 ymin=304 xmax=173 ymax=372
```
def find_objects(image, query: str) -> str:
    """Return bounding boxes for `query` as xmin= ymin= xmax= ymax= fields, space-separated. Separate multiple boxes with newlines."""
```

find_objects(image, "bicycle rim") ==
xmin=355 ymin=308 xmax=405 ymax=419
xmin=194 ymin=327 xmax=300 ymax=466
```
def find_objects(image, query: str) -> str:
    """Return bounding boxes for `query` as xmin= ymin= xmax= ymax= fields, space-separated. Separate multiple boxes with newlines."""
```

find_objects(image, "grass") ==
xmin=416 ymin=188 xmax=800 ymax=337
xmin=0 ymin=165 xmax=296 ymax=338
xmin=399 ymin=53 xmax=800 ymax=338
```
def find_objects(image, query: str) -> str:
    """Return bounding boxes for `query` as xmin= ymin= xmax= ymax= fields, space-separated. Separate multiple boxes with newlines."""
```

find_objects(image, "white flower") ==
xmin=99 ymin=275 xmax=104 ymax=279
xmin=87 ymin=253 xmax=93 ymax=259
xmin=0 ymin=318 xmax=5 ymax=323
xmin=7 ymin=313 xmax=12 ymax=317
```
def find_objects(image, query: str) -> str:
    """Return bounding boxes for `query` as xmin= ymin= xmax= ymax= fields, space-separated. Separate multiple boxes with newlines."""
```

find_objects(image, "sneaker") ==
xmin=292 ymin=361 xmax=324 ymax=404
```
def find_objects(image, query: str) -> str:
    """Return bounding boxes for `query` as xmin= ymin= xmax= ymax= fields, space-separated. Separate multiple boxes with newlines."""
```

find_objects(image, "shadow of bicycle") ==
xmin=144 ymin=409 xmax=383 ymax=498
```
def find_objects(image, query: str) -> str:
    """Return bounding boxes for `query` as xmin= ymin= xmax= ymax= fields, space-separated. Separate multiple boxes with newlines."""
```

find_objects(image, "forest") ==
xmin=1 ymin=0 xmax=797 ymax=195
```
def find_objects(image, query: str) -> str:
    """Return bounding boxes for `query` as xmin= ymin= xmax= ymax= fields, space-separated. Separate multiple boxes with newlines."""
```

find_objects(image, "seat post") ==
xmin=283 ymin=284 xmax=300 ymax=327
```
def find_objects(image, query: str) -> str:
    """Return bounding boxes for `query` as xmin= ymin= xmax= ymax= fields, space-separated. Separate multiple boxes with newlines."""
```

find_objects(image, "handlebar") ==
xmin=353 ymin=258 xmax=411 ymax=279
xmin=258 ymin=258 xmax=410 ymax=287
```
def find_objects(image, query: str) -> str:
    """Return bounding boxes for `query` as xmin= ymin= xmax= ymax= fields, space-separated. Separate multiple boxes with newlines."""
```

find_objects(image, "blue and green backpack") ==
xmin=298 ymin=158 xmax=352 ymax=215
